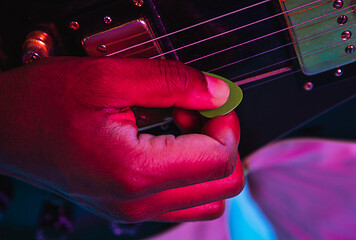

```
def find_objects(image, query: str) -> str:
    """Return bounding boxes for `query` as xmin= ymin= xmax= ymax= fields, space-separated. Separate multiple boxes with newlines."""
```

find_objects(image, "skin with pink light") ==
xmin=0 ymin=57 xmax=244 ymax=222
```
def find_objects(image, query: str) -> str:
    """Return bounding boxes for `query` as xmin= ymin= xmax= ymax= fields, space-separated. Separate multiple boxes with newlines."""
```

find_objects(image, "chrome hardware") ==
xmin=23 ymin=52 xmax=41 ymax=64
xmin=82 ymin=19 xmax=163 ymax=58
xmin=281 ymin=0 xmax=356 ymax=75
xmin=22 ymin=31 xmax=53 ymax=64
xmin=333 ymin=0 xmax=344 ymax=9
xmin=335 ymin=68 xmax=343 ymax=77
xmin=68 ymin=21 xmax=80 ymax=30
xmin=133 ymin=0 xmax=144 ymax=7
xmin=97 ymin=44 xmax=108 ymax=53
xmin=304 ymin=82 xmax=313 ymax=91
xmin=341 ymin=30 xmax=352 ymax=40
xmin=345 ymin=45 xmax=355 ymax=54
xmin=103 ymin=16 xmax=112 ymax=24
xmin=337 ymin=15 xmax=348 ymax=25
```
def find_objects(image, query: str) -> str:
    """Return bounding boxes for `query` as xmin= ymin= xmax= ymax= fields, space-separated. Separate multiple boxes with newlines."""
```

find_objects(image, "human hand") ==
xmin=0 ymin=57 xmax=244 ymax=222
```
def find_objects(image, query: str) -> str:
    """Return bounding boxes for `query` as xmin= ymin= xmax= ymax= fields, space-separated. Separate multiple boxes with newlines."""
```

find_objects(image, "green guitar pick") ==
xmin=199 ymin=72 xmax=243 ymax=118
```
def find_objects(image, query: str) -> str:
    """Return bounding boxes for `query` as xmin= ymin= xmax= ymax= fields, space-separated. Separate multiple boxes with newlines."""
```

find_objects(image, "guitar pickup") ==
xmin=280 ymin=0 xmax=356 ymax=75
xmin=82 ymin=18 xmax=170 ymax=131
xmin=82 ymin=18 xmax=163 ymax=58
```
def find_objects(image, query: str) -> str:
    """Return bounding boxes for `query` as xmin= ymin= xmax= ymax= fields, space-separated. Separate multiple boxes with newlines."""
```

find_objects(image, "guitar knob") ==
xmin=22 ymin=31 xmax=53 ymax=64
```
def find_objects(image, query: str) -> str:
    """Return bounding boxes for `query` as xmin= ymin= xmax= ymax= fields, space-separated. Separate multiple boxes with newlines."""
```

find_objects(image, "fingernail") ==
xmin=204 ymin=73 xmax=230 ymax=104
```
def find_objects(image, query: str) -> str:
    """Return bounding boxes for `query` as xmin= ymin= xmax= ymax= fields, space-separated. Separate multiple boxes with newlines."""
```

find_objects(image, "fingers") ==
xmin=173 ymin=108 xmax=203 ymax=133
xmin=111 ymin=111 xmax=240 ymax=197
xmin=141 ymin=158 xmax=244 ymax=219
xmin=78 ymin=58 xmax=229 ymax=110
xmin=150 ymin=201 xmax=225 ymax=222
xmin=71 ymin=58 xmax=242 ymax=223
xmin=102 ymin=159 xmax=244 ymax=222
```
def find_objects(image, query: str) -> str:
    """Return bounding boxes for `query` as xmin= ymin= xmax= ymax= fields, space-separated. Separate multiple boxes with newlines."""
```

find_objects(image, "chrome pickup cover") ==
xmin=82 ymin=19 xmax=163 ymax=58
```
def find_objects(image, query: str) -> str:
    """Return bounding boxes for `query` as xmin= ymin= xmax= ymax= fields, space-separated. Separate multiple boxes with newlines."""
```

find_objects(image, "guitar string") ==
xmin=240 ymin=46 xmax=352 ymax=91
xmin=230 ymin=34 xmax=356 ymax=82
xmin=106 ymin=0 xmax=272 ymax=56
xmin=242 ymin=69 xmax=301 ymax=91
xmin=240 ymin=45 xmax=356 ymax=91
xmin=179 ymin=4 xmax=356 ymax=64
xmin=208 ymin=17 xmax=356 ymax=73
xmin=232 ymin=57 xmax=297 ymax=81
xmin=149 ymin=0 xmax=328 ymax=60
xmin=106 ymin=0 xmax=322 ymax=57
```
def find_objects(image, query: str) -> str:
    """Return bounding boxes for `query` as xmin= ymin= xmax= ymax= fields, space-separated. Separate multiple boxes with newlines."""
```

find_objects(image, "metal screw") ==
xmin=335 ymin=68 xmax=343 ymax=77
xmin=133 ymin=0 xmax=144 ymax=7
xmin=23 ymin=52 xmax=41 ymax=64
xmin=345 ymin=45 xmax=355 ymax=54
xmin=333 ymin=0 xmax=344 ymax=9
xmin=97 ymin=44 xmax=107 ymax=53
xmin=341 ymin=30 xmax=352 ymax=40
xmin=337 ymin=15 xmax=348 ymax=25
xmin=68 ymin=21 xmax=80 ymax=30
xmin=304 ymin=82 xmax=313 ymax=91
xmin=103 ymin=16 xmax=112 ymax=24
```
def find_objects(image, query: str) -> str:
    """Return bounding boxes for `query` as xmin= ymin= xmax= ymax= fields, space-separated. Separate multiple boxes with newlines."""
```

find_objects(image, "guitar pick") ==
xmin=200 ymin=72 xmax=243 ymax=118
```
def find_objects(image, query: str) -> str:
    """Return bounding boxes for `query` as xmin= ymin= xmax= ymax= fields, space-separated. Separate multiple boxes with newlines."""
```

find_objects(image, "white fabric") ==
xmin=247 ymin=138 xmax=356 ymax=240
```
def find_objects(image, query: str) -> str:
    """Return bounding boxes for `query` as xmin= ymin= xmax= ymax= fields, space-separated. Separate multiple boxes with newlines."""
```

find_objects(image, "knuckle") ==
xmin=157 ymin=60 xmax=190 ymax=94
xmin=70 ymin=58 xmax=114 ymax=106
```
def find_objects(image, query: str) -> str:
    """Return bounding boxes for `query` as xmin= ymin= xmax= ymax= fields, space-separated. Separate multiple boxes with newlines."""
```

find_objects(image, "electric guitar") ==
xmin=0 ymin=0 xmax=355 ymax=238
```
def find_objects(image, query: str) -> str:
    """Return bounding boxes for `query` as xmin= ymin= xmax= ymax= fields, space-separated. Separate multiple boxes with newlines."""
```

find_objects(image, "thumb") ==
xmin=86 ymin=58 xmax=230 ymax=110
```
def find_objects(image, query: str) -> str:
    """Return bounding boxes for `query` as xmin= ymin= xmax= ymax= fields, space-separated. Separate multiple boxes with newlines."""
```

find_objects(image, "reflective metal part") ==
xmin=335 ymin=68 xmax=343 ymax=77
xmin=23 ymin=52 xmax=41 ymax=64
xmin=341 ymin=30 xmax=352 ymax=40
xmin=337 ymin=15 xmax=348 ymax=25
xmin=103 ymin=16 xmax=112 ymax=24
xmin=133 ymin=0 xmax=144 ymax=7
xmin=304 ymin=82 xmax=313 ymax=91
xmin=68 ymin=21 xmax=80 ymax=30
xmin=82 ymin=19 xmax=163 ymax=58
xmin=345 ymin=45 xmax=355 ymax=54
xmin=235 ymin=67 xmax=292 ymax=85
xmin=280 ymin=0 xmax=356 ymax=75
xmin=333 ymin=0 xmax=344 ymax=9
xmin=22 ymin=31 xmax=53 ymax=64
xmin=97 ymin=44 xmax=107 ymax=52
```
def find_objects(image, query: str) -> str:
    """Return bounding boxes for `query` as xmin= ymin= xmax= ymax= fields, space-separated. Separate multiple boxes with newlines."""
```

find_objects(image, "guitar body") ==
xmin=0 ymin=0 xmax=355 ymax=238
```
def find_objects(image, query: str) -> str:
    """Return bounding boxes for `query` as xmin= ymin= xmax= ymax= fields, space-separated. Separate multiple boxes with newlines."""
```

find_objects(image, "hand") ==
xmin=0 ymin=57 xmax=244 ymax=222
